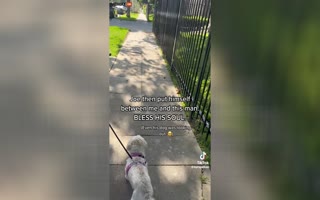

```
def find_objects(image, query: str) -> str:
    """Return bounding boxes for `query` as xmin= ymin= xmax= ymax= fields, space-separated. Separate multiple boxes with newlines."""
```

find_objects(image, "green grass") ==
xmin=182 ymin=15 xmax=210 ymax=23
xmin=200 ymin=173 xmax=209 ymax=184
xmin=109 ymin=26 xmax=129 ymax=56
xmin=117 ymin=13 xmax=139 ymax=21
xmin=148 ymin=13 xmax=154 ymax=22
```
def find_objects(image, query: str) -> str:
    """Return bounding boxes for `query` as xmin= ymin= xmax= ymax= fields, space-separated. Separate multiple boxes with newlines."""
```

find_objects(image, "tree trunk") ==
xmin=126 ymin=7 xmax=131 ymax=18
xmin=146 ymin=3 xmax=150 ymax=21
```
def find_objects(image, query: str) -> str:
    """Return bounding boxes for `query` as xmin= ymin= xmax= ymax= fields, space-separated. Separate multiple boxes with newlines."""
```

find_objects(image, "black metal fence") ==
xmin=153 ymin=0 xmax=211 ymax=141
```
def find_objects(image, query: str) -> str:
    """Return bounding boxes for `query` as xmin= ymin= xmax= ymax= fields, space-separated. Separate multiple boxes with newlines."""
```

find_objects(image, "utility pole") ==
xmin=126 ymin=0 xmax=131 ymax=18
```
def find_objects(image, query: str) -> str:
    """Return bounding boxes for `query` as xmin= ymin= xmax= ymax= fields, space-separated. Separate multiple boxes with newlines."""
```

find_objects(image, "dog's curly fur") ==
xmin=125 ymin=135 xmax=155 ymax=200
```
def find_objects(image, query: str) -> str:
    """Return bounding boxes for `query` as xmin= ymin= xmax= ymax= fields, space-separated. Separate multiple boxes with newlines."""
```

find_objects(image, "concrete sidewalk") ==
xmin=109 ymin=14 xmax=210 ymax=200
xmin=137 ymin=12 xmax=147 ymax=21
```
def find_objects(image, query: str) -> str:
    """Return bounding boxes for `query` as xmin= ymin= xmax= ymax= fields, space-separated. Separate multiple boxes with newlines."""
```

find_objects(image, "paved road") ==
xmin=110 ymin=13 xmax=152 ymax=32
xmin=109 ymin=14 xmax=211 ymax=200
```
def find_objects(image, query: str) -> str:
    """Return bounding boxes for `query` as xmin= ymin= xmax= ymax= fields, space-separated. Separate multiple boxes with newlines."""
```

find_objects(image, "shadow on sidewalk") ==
xmin=109 ymin=28 xmax=207 ymax=199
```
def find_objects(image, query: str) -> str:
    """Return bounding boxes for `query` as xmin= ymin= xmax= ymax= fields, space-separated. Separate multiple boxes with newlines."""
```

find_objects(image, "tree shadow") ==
xmin=109 ymin=30 xmax=206 ymax=199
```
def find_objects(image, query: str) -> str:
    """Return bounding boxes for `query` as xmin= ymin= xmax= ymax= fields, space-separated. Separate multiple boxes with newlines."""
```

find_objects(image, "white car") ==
xmin=114 ymin=5 xmax=127 ymax=15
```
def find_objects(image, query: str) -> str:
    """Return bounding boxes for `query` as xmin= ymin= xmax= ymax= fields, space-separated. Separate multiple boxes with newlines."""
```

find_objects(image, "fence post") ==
xmin=170 ymin=0 xmax=183 ymax=70
xmin=190 ymin=34 xmax=211 ymax=120
xmin=153 ymin=0 xmax=211 ymax=141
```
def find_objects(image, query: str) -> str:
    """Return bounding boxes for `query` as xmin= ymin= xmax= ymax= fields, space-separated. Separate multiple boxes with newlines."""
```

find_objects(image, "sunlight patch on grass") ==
xmin=117 ymin=13 xmax=139 ymax=21
xmin=109 ymin=26 xmax=129 ymax=56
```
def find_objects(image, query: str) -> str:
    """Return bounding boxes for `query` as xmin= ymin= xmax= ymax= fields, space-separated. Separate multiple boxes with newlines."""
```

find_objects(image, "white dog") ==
xmin=125 ymin=135 xmax=155 ymax=200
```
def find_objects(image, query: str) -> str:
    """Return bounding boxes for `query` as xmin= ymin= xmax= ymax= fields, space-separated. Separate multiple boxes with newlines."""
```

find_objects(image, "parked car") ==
xmin=110 ymin=3 xmax=115 ymax=19
xmin=114 ymin=5 xmax=127 ymax=15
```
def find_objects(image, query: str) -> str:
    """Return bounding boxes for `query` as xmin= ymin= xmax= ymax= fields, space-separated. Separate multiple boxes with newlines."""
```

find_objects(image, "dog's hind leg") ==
xmin=131 ymin=188 xmax=145 ymax=200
